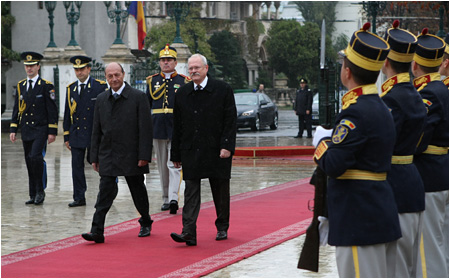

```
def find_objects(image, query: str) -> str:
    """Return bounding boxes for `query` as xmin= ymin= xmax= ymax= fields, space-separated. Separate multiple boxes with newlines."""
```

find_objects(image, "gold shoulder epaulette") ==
xmin=67 ymin=81 xmax=76 ymax=88
xmin=146 ymin=73 xmax=159 ymax=80
xmin=41 ymin=78 xmax=53 ymax=85
xmin=179 ymin=74 xmax=192 ymax=83
xmin=95 ymin=79 xmax=107 ymax=84
xmin=18 ymin=79 xmax=26 ymax=86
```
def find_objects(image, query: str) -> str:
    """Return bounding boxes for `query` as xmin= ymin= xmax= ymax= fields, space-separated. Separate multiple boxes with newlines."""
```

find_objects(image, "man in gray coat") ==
xmin=170 ymin=54 xmax=237 ymax=246
xmin=81 ymin=62 xmax=153 ymax=243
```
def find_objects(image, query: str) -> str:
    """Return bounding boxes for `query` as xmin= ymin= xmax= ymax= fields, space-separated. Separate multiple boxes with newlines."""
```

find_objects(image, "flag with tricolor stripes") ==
xmin=129 ymin=1 xmax=147 ymax=50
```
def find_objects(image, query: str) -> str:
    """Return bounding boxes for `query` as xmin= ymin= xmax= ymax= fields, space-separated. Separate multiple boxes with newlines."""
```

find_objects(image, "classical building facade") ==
xmin=2 ymin=1 xmax=361 ymax=126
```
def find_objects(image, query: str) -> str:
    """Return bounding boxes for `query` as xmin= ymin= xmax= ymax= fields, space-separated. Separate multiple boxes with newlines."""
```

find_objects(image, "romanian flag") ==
xmin=129 ymin=1 xmax=147 ymax=50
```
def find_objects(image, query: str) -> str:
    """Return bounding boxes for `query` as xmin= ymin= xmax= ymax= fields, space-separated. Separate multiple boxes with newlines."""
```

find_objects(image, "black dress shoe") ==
xmin=294 ymin=135 xmax=302 ymax=138
xmin=81 ymin=233 xmax=105 ymax=243
xmin=25 ymin=198 xmax=35 ymax=205
xmin=34 ymin=192 xmax=45 ymax=205
xmin=138 ymin=226 xmax=151 ymax=237
xmin=216 ymin=231 xmax=228 ymax=241
xmin=68 ymin=199 xmax=86 ymax=207
xmin=307 ymin=135 xmax=312 ymax=138
xmin=161 ymin=203 xmax=170 ymax=211
xmin=169 ymin=200 xmax=178 ymax=214
xmin=170 ymin=232 xmax=197 ymax=246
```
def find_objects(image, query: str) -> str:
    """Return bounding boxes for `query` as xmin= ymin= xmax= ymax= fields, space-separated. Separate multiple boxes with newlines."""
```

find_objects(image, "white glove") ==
xmin=313 ymin=126 xmax=333 ymax=147
xmin=318 ymin=216 xmax=329 ymax=246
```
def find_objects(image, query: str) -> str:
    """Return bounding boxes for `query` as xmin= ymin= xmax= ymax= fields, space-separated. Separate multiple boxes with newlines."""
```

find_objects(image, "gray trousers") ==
xmin=395 ymin=211 xmax=423 ymax=277
xmin=417 ymin=190 xmax=449 ymax=278
xmin=153 ymin=139 xmax=182 ymax=204
xmin=336 ymin=241 xmax=397 ymax=278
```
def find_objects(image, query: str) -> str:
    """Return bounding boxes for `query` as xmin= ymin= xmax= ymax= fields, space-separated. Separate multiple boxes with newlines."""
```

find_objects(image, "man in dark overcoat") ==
xmin=294 ymin=78 xmax=313 ymax=138
xmin=81 ymin=62 xmax=154 ymax=243
xmin=63 ymin=55 xmax=108 ymax=207
xmin=170 ymin=54 xmax=237 ymax=246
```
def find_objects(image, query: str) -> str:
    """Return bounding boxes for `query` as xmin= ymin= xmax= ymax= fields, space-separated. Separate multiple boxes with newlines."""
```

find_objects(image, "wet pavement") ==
xmin=1 ymin=110 xmax=338 ymax=277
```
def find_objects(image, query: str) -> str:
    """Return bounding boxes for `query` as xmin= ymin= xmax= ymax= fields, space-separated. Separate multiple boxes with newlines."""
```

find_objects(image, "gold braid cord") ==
xmin=17 ymin=80 xmax=27 ymax=124
xmin=67 ymin=86 xmax=77 ymax=124
xmin=147 ymin=76 xmax=166 ymax=100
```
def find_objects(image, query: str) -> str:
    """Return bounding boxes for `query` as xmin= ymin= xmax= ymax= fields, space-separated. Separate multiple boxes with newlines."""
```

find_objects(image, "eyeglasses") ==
xmin=188 ymin=66 xmax=203 ymax=71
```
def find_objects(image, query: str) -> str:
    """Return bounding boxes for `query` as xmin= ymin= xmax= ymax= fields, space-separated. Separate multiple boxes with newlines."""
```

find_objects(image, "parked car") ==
xmin=312 ymin=93 xmax=319 ymax=125
xmin=234 ymin=92 xmax=278 ymax=131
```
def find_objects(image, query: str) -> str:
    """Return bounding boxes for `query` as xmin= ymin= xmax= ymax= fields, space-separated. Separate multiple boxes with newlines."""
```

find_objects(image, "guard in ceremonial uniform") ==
xmin=380 ymin=20 xmax=427 ymax=277
xmin=146 ymin=44 xmax=191 ymax=214
xmin=10 ymin=52 xmax=58 ymax=205
xmin=63 ymin=56 xmax=108 ymax=207
xmin=411 ymin=28 xmax=449 ymax=278
xmin=440 ymin=33 xmax=449 ymax=88
xmin=313 ymin=23 xmax=401 ymax=277
xmin=440 ymin=32 xmax=449 ymax=275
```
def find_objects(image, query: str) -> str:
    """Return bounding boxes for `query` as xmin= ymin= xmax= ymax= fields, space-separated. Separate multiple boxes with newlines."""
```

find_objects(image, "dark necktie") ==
xmin=27 ymin=80 xmax=33 ymax=94
xmin=196 ymin=85 xmax=202 ymax=91
xmin=80 ymin=84 xmax=85 ymax=98
xmin=113 ymin=92 xmax=120 ymax=99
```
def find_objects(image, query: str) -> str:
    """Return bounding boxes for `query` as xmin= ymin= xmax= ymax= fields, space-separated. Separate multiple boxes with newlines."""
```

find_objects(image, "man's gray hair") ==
xmin=188 ymin=54 xmax=208 ymax=66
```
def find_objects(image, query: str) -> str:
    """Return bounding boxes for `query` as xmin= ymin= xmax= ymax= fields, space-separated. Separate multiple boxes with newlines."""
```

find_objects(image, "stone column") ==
xmin=171 ymin=43 xmax=192 ymax=76
xmin=102 ymin=43 xmax=136 ymax=82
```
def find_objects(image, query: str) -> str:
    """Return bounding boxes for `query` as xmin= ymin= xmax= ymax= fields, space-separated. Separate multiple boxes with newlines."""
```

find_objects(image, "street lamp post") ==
xmin=44 ymin=1 xmax=57 ymax=48
xmin=63 ymin=1 xmax=82 ymax=46
xmin=167 ymin=2 xmax=190 ymax=44
xmin=104 ymin=1 xmax=131 ymax=45
xmin=362 ymin=1 xmax=386 ymax=34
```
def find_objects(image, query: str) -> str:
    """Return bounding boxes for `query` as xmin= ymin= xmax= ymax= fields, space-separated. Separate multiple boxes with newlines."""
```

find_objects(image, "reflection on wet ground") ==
xmin=1 ymin=130 xmax=337 ymax=277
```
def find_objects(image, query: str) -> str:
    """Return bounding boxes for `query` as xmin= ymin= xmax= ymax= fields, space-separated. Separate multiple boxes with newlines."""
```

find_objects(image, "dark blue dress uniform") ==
xmin=10 ymin=52 xmax=58 ymax=204
xmin=314 ymin=23 xmax=401 ymax=277
xmin=146 ymin=71 xmax=191 ymax=140
xmin=381 ymin=74 xmax=427 ymax=213
xmin=315 ymin=85 xmax=401 ymax=246
xmin=411 ymin=29 xmax=449 ymax=278
xmin=63 ymin=72 xmax=108 ymax=204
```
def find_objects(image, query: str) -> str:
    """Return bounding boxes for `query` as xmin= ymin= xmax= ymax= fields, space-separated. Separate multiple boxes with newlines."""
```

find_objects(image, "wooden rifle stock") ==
xmin=297 ymin=166 xmax=328 ymax=272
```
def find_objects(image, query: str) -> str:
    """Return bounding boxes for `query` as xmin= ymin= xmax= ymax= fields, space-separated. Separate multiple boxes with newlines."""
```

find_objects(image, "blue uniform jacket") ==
xmin=381 ymin=74 xmax=427 ymax=213
xmin=314 ymin=84 xmax=401 ymax=246
xmin=10 ymin=76 xmax=58 ymax=141
xmin=63 ymin=77 xmax=108 ymax=149
xmin=413 ymin=73 xmax=449 ymax=192
xmin=146 ymin=72 xmax=191 ymax=140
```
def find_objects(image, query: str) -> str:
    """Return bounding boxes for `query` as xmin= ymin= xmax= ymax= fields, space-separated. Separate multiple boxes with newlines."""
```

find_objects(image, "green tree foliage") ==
xmin=1 ymin=1 xmax=20 ymax=62
xmin=266 ymin=20 xmax=335 ymax=88
xmin=293 ymin=1 xmax=337 ymax=36
xmin=208 ymin=30 xmax=246 ymax=89
xmin=378 ymin=1 xmax=448 ymax=35
xmin=333 ymin=33 xmax=349 ymax=54
xmin=145 ymin=13 xmax=213 ymax=63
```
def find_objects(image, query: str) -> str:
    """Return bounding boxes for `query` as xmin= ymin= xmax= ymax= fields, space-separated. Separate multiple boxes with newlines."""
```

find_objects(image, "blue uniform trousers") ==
xmin=22 ymin=135 xmax=47 ymax=198
xmin=71 ymin=147 xmax=88 ymax=201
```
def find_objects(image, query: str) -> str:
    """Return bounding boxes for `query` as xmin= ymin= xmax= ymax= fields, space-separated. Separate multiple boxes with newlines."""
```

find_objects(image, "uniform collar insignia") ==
xmin=381 ymin=73 xmax=410 ymax=96
xmin=341 ymin=84 xmax=377 ymax=110
xmin=413 ymin=73 xmax=441 ymax=89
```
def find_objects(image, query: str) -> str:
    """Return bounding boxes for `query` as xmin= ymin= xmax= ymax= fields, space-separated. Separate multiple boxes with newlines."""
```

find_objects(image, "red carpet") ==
xmin=2 ymin=178 xmax=313 ymax=278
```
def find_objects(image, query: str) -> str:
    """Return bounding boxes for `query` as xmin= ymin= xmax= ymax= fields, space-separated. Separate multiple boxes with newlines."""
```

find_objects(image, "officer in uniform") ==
xmin=146 ymin=44 xmax=191 ymax=214
xmin=294 ymin=78 xmax=313 ymax=138
xmin=411 ymin=28 xmax=449 ymax=278
xmin=440 ymin=33 xmax=449 ymax=88
xmin=10 ymin=51 xmax=58 ymax=205
xmin=63 ymin=55 xmax=108 ymax=207
xmin=380 ymin=20 xmax=427 ymax=277
xmin=313 ymin=23 xmax=401 ymax=277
